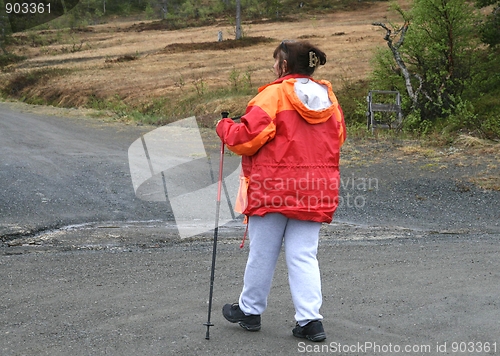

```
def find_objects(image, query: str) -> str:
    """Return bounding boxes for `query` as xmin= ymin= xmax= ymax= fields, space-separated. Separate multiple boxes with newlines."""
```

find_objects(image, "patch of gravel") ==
xmin=335 ymin=138 xmax=500 ymax=234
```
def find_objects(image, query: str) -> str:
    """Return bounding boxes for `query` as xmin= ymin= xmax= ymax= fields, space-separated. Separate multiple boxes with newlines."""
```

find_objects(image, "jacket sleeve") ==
xmin=216 ymin=91 xmax=277 ymax=156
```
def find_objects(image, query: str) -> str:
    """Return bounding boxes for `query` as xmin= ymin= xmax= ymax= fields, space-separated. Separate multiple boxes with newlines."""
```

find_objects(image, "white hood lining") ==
xmin=294 ymin=78 xmax=332 ymax=111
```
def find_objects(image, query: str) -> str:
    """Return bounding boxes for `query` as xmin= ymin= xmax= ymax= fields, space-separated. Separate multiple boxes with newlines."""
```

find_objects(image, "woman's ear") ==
xmin=282 ymin=59 xmax=288 ymax=75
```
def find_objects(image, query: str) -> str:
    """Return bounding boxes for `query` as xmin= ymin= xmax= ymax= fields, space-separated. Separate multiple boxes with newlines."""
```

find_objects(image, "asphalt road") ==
xmin=0 ymin=102 xmax=176 ymax=239
xmin=1 ymin=102 xmax=499 ymax=356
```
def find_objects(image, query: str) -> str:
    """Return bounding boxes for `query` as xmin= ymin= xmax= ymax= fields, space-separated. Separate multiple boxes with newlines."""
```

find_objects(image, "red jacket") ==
xmin=216 ymin=74 xmax=346 ymax=223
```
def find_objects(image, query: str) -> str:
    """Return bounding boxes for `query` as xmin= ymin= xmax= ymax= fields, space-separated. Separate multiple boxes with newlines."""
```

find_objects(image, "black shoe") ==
xmin=222 ymin=303 xmax=261 ymax=331
xmin=292 ymin=320 xmax=327 ymax=342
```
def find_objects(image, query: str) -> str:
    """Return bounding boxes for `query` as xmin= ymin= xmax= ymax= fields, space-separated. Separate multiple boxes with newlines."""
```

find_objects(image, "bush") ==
xmin=335 ymin=79 xmax=369 ymax=127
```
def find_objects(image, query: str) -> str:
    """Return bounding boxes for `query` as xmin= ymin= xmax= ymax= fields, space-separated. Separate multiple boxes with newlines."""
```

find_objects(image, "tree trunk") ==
xmin=373 ymin=21 xmax=422 ymax=109
xmin=0 ymin=14 xmax=7 ymax=55
xmin=162 ymin=0 xmax=168 ymax=19
xmin=235 ymin=0 xmax=242 ymax=40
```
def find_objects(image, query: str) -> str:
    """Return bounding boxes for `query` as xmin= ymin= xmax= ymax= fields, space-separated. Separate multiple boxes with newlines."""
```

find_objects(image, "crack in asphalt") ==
xmin=1 ymin=218 xmax=489 ymax=256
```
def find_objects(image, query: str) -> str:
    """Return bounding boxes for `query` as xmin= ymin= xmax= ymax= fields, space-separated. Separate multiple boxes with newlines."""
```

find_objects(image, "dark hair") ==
xmin=273 ymin=40 xmax=327 ymax=77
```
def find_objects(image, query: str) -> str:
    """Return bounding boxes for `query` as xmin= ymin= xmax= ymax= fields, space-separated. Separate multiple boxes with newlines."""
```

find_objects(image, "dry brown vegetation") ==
xmin=1 ymin=1 xmax=406 ymax=116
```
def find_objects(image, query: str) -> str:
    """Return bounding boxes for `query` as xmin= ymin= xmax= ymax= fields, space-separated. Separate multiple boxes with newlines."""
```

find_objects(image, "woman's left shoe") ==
xmin=222 ymin=303 xmax=261 ymax=331
xmin=292 ymin=320 xmax=327 ymax=342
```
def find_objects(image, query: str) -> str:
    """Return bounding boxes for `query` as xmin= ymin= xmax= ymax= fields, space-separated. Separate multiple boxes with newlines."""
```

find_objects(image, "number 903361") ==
xmin=5 ymin=2 xmax=52 ymax=15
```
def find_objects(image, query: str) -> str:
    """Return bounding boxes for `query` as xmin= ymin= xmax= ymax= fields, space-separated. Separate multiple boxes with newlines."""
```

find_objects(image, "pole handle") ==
xmin=221 ymin=111 xmax=241 ymax=122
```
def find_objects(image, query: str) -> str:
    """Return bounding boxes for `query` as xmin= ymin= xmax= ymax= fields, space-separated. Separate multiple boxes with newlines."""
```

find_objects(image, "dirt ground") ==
xmin=1 ymin=1 xmax=410 ymax=110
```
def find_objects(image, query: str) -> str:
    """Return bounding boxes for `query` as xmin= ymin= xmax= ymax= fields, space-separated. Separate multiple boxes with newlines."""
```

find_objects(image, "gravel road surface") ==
xmin=1 ymin=102 xmax=499 ymax=356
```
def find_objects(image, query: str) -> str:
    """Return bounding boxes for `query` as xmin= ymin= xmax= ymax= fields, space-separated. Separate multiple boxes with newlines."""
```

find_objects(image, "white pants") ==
xmin=238 ymin=213 xmax=323 ymax=326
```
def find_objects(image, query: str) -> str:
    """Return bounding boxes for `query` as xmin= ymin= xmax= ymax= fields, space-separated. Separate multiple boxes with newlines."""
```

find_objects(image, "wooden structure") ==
xmin=366 ymin=90 xmax=403 ymax=134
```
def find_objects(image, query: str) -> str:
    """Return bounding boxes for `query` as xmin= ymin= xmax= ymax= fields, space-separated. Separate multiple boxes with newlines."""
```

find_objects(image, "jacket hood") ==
xmin=259 ymin=74 xmax=338 ymax=124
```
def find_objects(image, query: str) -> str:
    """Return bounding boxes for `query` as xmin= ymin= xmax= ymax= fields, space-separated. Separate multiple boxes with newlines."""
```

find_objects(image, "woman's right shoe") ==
xmin=222 ymin=303 xmax=261 ymax=331
xmin=292 ymin=320 xmax=327 ymax=342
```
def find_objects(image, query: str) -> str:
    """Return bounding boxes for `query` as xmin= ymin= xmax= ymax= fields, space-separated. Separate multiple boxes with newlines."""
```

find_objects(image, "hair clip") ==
xmin=309 ymin=51 xmax=320 ymax=68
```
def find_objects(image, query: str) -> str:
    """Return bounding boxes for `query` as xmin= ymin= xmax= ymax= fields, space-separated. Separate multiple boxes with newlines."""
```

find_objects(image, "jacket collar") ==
xmin=258 ymin=74 xmax=312 ymax=92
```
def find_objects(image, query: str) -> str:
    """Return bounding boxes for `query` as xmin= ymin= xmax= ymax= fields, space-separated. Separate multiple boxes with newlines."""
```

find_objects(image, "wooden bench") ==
xmin=366 ymin=90 xmax=403 ymax=134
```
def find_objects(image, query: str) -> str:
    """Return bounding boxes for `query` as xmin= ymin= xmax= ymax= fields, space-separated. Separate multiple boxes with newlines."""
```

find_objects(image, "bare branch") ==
xmin=413 ymin=73 xmax=432 ymax=102
xmin=394 ymin=21 xmax=409 ymax=48
xmin=373 ymin=21 xmax=420 ymax=108
xmin=372 ymin=22 xmax=392 ymax=42
xmin=372 ymin=20 xmax=423 ymax=107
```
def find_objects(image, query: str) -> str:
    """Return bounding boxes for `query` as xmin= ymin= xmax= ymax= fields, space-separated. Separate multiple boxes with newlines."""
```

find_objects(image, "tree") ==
xmin=372 ymin=0 xmax=479 ymax=123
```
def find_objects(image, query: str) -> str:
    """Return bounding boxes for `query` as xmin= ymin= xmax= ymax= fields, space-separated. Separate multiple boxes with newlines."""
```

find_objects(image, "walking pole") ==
xmin=204 ymin=111 xmax=229 ymax=340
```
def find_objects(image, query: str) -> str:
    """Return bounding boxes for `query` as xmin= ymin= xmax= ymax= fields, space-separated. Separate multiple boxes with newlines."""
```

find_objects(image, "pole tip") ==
xmin=204 ymin=322 xmax=214 ymax=340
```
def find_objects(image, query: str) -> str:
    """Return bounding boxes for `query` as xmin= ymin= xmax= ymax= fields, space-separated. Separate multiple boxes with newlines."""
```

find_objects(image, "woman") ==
xmin=216 ymin=40 xmax=346 ymax=342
